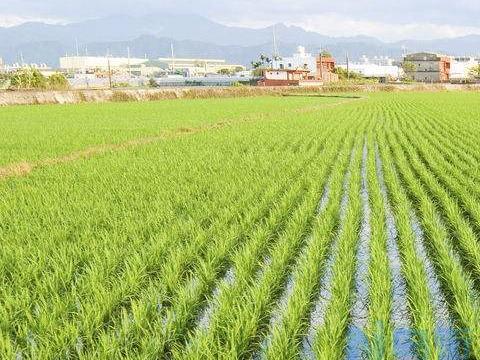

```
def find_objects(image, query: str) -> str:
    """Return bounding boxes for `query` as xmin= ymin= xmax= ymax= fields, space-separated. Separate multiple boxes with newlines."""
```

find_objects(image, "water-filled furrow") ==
xmin=375 ymin=149 xmax=416 ymax=359
xmin=300 ymin=159 xmax=353 ymax=359
xmin=196 ymin=267 xmax=236 ymax=331
xmin=255 ymin=183 xmax=332 ymax=357
xmin=411 ymin=214 xmax=462 ymax=360
xmin=345 ymin=144 xmax=371 ymax=359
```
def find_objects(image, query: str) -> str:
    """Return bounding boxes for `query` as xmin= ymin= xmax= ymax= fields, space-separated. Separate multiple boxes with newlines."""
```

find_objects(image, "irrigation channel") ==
xmin=2 ymin=93 xmax=480 ymax=359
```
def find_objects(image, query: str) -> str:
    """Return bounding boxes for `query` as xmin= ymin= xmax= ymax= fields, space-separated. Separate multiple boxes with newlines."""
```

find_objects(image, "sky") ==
xmin=1 ymin=0 xmax=480 ymax=42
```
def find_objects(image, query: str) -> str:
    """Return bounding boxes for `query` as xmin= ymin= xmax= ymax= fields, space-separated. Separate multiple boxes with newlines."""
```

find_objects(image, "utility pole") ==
xmin=171 ymin=42 xmax=175 ymax=73
xmin=127 ymin=46 xmax=131 ymax=78
xmin=346 ymin=52 xmax=350 ymax=81
xmin=107 ymin=51 xmax=112 ymax=89
xmin=272 ymin=24 xmax=279 ymax=60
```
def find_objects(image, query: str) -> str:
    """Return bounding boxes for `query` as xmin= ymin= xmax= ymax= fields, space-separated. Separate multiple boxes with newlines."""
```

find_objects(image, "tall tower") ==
xmin=272 ymin=25 xmax=280 ymax=60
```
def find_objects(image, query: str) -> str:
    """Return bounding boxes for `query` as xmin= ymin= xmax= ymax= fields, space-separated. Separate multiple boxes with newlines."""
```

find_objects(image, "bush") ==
xmin=231 ymin=81 xmax=245 ymax=87
xmin=47 ymin=73 xmax=70 ymax=90
xmin=113 ymin=82 xmax=130 ymax=89
xmin=148 ymin=78 xmax=159 ymax=88
xmin=110 ymin=91 xmax=137 ymax=102
xmin=10 ymin=68 xmax=47 ymax=90
xmin=9 ymin=69 xmax=70 ymax=90
xmin=333 ymin=67 xmax=364 ymax=81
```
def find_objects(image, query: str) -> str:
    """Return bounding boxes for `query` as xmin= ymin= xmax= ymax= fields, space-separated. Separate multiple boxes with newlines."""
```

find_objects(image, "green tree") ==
xmin=469 ymin=64 xmax=480 ymax=80
xmin=148 ymin=78 xmax=158 ymax=88
xmin=0 ymin=72 xmax=10 ymax=89
xmin=10 ymin=68 xmax=47 ymax=90
xmin=251 ymin=54 xmax=273 ymax=77
xmin=47 ymin=73 xmax=70 ymax=90
xmin=402 ymin=61 xmax=416 ymax=80
xmin=217 ymin=68 xmax=232 ymax=75
xmin=333 ymin=67 xmax=363 ymax=80
xmin=251 ymin=54 xmax=272 ymax=69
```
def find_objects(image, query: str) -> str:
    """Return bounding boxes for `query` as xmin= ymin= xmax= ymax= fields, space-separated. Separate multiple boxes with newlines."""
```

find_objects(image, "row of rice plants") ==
xmin=379 ymin=132 xmax=480 ymax=358
xmin=0 ymin=112 xmax=336 ymax=358
xmin=402 ymin=112 xmax=480 ymax=232
xmin=0 ymin=98 xmax=357 ymax=358
xmin=311 ymin=127 xmax=363 ymax=359
xmin=178 ymin=119 xmax=362 ymax=359
xmin=260 ymin=126 xmax=361 ymax=358
xmin=389 ymin=118 xmax=480 ymax=283
xmin=98 ymin=127 xmax=345 ymax=359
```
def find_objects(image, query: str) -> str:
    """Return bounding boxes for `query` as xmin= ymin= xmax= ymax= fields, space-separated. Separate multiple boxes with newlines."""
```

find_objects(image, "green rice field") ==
xmin=1 ymin=92 xmax=480 ymax=359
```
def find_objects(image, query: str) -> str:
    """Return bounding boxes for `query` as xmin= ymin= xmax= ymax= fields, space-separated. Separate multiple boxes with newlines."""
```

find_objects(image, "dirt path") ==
xmin=0 ymin=98 xmax=362 ymax=180
xmin=0 ymin=122 xmax=225 ymax=180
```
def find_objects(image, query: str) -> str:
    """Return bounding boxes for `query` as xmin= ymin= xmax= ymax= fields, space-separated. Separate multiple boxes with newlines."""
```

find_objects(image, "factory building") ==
xmin=157 ymin=57 xmax=245 ymax=76
xmin=59 ymin=56 xmax=148 ymax=72
xmin=60 ymin=56 xmax=244 ymax=77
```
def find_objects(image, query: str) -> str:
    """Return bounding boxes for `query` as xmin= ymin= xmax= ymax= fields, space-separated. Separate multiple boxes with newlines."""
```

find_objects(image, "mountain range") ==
xmin=1 ymin=13 xmax=479 ymax=67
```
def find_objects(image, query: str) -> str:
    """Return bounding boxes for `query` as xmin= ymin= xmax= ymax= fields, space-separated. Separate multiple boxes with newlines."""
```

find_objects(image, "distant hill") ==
xmin=0 ymin=13 xmax=479 ymax=66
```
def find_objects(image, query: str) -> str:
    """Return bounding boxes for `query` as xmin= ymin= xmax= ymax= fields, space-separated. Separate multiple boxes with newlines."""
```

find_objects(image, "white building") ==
xmin=59 ymin=56 xmax=148 ymax=72
xmin=450 ymin=57 xmax=479 ymax=81
xmin=338 ymin=54 xmax=402 ymax=80
xmin=272 ymin=46 xmax=318 ymax=75
xmin=157 ymin=57 xmax=244 ymax=76
xmin=338 ymin=63 xmax=402 ymax=79
xmin=336 ymin=54 xmax=401 ymax=80
xmin=358 ymin=55 xmax=396 ymax=66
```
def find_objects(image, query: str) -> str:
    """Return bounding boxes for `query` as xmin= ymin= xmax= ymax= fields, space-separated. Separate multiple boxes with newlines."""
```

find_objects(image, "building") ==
xmin=60 ymin=55 xmax=244 ymax=77
xmin=337 ymin=55 xmax=402 ymax=81
xmin=403 ymin=52 xmax=452 ymax=82
xmin=271 ymin=46 xmax=338 ymax=83
xmin=59 ymin=56 xmax=148 ymax=73
xmin=273 ymin=46 xmax=317 ymax=74
xmin=129 ymin=60 xmax=168 ymax=77
xmin=337 ymin=63 xmax=402 ymax=80
xmin=450 ymin=57 xmax=479 ymax=82
xmin=257 ymin=69 xmax=312 ymax=86
xmin=157 ymin=57 xmax=245 ymax=76
xmin=359 ymin=55 xmax=396 ymax=66
xmin=317 ymin=56 xmax=339 ymax=82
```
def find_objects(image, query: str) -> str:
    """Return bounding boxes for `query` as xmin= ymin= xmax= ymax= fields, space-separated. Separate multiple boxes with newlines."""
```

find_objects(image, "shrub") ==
xmin=148 ymin=78 xmax=159 ymax=88
xmin=47 ymin=73 xmax=70 ymax=90
xmin=110 ymin=91 xmax=137 ymax=102
xmin=10 ymin=68 xmax=47 ymax=90
xmin=8 ymin=69 xmax=70 ymax=91
xmin=112 ymin=82 xmax=131 ymax=89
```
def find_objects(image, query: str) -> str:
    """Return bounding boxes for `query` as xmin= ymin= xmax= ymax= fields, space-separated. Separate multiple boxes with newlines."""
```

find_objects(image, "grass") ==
xmin=1 ymin=92 xmax=480 ymax=359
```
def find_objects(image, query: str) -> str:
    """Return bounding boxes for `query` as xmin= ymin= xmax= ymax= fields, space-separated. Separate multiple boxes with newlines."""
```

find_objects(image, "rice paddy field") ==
xmin=1 ymin=91 xmax=480 ymax=359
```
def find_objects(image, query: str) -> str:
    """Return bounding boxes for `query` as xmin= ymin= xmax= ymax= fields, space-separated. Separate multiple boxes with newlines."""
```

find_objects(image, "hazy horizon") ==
xmin=1 ymin=1 xmax=480 ymax=42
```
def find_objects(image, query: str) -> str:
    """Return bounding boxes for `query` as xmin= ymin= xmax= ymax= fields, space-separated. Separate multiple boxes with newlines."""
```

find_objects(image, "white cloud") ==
xmin=0 ymin=13 xmax=64 ymax=27
xmin=291 ymin=13 xmax=480 ymax=41
xmin=216 ymin=13 xmax=480 ymax=42
xmin=2 ymin=2 xmax=480 ymax=41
